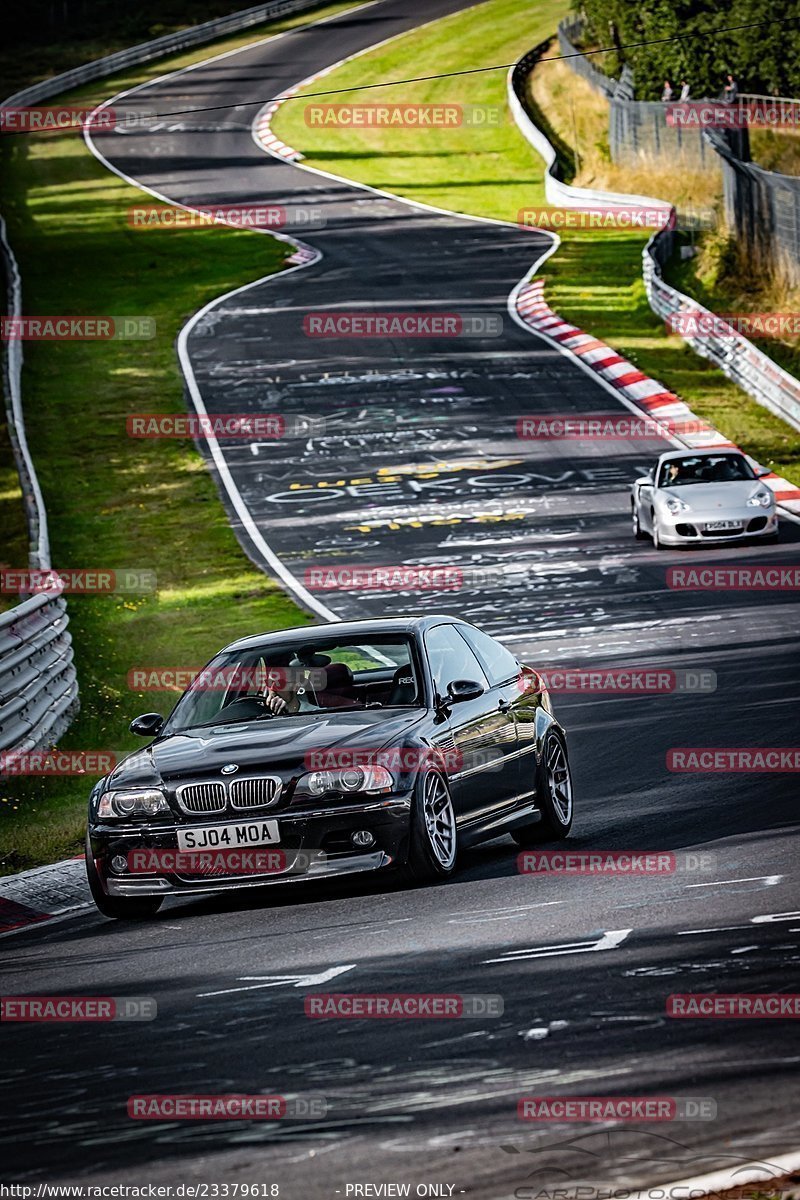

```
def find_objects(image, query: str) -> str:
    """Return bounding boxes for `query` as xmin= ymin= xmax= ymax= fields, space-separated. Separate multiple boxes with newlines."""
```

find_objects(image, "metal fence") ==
xmin=0 ymin=0 xmax=326 ymax=754
xmin=556 ymin=17 xmax=616 ymax=99
xmin=511 ymin=40 xmax=800 ymax=437
xmin=707 ymin=123 xmax=800 ymax=289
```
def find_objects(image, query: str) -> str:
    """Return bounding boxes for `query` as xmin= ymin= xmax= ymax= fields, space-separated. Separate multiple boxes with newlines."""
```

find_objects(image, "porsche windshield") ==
xmin=658 ymin=454 xmax=756 ymax=487
xmin=165 ymin=636 xmax=421 ymax=731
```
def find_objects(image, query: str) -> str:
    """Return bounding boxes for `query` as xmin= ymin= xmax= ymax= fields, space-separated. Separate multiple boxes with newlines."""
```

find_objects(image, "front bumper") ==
xmin=89 ymin=795 xmax=411 ymax=899
xmin=657 ymin=506 xmax=777 ymax=545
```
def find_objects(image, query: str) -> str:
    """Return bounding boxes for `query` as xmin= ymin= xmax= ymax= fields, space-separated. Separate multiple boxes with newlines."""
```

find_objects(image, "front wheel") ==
xmin=632 ymin=503 xmax=647 ymax=540
xmin=512 ymin=731 xmax=573 ymax=846
xmin=404 ymin=771 xmax=457 ymax=883
xmin=651 ymin=511 xmax=666 ymax=550
xmin=85 ymin=833 xmax=163 ymax=919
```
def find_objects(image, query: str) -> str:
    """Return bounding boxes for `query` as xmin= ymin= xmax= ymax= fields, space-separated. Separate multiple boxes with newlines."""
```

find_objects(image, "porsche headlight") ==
xmin=747 ymin=489 xmax=773 ymax=508
xmin=664 ymin=495 xmax=690 ymax=515
xmin=295 ymin=765 xmax=393 ymax=798
xmin=97 ymin=789 xmax=170 ymax=819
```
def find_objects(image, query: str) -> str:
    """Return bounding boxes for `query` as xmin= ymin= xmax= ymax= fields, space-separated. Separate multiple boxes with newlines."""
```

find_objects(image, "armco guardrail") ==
xmin=643 ymin=226 xmax=800 ymax=431
xmin=1 ymin=218 xmax=79 ymax=754
xmin=510 ymin=40 xmax=800 ymax=436
xmin=1 ymin=0 xmax=327 ymax=755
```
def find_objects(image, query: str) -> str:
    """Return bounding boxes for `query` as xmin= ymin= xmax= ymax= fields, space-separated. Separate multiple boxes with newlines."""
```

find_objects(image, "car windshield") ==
xmin=658 ymin=454 xmax=756 ymax=487
xmin=164 ymin=636 xmax=422 ymax=731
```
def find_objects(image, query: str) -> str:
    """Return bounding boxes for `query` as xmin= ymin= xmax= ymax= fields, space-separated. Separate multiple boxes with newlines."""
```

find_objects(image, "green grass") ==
xmin=274 ymin=0 xmax=567 ymax=220
xmin=0 ymin=3 xmax=360 ymax=873
xmin=274 ymin=9 xmax=799 ymax=486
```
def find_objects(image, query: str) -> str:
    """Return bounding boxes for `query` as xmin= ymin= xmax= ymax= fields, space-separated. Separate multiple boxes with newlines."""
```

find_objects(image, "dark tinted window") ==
xmin=457 ymin=625 xmax=519 ymax=686
xmin=425 ymin=624 xmax=488 ymax=695
xmin=658 ymin=454 xmax=755 ymax=487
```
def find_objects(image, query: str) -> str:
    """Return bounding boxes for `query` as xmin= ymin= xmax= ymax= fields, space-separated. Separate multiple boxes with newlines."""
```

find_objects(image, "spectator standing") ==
xmin=723 ymin=74 xmax=738 ymax=102
xmin=679 ymin=79 xmax=691 ymax=101
xmin=661 ymin=79 xmax=673 ymax=102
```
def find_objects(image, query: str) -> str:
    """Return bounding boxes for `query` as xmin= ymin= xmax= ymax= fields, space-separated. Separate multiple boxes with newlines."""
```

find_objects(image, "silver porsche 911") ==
xmin=631 ymin=450 xmax=778 ymax=548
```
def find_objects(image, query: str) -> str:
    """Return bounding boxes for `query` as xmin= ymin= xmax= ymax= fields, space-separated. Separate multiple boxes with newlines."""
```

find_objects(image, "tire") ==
xmin=651 ymin=511 xmax=666 ymax=550
xmin=85 ymin=833 xmax=163 ymax=920
xmin=632 ymin=502 xmax=647 ymax=540
xmin=511 ymin=730 xmax=574 ymax=846
xmin=404 ymin=771 xmax=457 ymax=884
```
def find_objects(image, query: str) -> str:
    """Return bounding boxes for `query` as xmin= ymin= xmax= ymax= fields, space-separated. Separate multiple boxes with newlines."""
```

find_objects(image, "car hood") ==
xmin=107 ymin=709 xmax=427 ymax=791
xmin=659 ymin=480 xmax=766 ymax=508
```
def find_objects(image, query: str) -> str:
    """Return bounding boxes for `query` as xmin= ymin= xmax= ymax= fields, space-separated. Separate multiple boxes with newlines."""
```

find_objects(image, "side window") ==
xmin=456 ymin=625 xmax=519 ymax=687
xmin=425 ymin=624 xmax=489 ymax=695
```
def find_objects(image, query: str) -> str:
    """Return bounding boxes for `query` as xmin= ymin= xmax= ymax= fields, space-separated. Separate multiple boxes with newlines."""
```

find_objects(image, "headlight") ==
xmin=747 ymin=489 xmax=773 ymax=507
xmin=294 ymin=765 xmax=393 ymax=798
xmin=97 ymin=789 xmax=170 ymax=818
xmin=664 ymin=495 xmax=690 ymax=514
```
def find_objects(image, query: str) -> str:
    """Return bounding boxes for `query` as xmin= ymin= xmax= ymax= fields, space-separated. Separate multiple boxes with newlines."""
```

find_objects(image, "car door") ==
xmin=636 ymin=466 xmax=657 ymax=533
xmin=424 ymin=623 xmax=520 ymax=825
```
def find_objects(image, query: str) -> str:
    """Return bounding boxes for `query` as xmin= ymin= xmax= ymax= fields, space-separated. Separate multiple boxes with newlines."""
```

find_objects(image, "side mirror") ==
xmin=646 ymin=468 xmax=655 ymax=481
xmin=446 ymin=679 xmax=484 ymax=704
xmin=754 ymin=465 xmax=771 ymax=478
xmin=129 ymin=712 xmax=164 ymax=737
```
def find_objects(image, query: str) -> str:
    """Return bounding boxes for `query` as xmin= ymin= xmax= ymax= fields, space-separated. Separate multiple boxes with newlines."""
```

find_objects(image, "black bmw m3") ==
xmin=86 ymin=616 xmax=574 ymax=918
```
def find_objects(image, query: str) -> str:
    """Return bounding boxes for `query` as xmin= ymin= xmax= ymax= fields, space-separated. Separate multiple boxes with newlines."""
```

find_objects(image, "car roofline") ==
xmin=220 ymin=614 xmax=469 ymax=656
